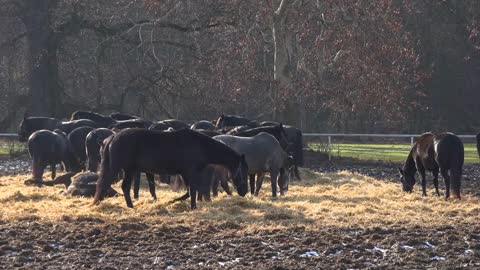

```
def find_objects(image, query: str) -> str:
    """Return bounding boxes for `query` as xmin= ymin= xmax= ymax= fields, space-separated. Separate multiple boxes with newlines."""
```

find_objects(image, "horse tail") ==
xmin=450 ymin=134 xmax=464 ymax=199
xmin=450 ymin=166 xmax=462 ymax=199
xmin=295 ymin=130 xmax=304 ymax=167
xmin=293 ymin=165 xmax=301 ymax=180
xmin=92 ymin=138 xmax=115 ymax=205
xmin=476 ymin=133 xmax=480 ymax=159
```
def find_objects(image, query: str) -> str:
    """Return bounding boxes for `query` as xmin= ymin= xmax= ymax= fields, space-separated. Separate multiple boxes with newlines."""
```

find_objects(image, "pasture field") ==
xmin=309 ymin=143 xmax=480 ymax=164
xmin=1 ymin=167 xmax=480 ymax=269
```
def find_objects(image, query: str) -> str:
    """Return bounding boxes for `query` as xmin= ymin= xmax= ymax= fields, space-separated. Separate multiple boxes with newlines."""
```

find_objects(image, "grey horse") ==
xmin=214 ymin=132 xmax=291 ymax=197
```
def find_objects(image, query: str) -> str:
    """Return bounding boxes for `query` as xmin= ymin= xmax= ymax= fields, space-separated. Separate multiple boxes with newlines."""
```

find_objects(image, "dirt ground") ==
xmin=1 ymin=156 xmax=480 ymax=269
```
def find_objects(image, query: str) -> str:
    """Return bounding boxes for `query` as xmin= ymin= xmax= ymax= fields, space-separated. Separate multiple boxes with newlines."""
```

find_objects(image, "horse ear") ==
xmin=397 ymin=167 xmax=404 ymax=176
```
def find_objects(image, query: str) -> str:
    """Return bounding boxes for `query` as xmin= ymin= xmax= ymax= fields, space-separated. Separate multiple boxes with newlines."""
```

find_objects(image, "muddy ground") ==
xmin=1 ymin=156 xmax=480 ymax=269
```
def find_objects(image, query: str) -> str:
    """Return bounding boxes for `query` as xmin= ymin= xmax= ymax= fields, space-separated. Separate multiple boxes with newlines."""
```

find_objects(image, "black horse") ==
xmin=191 ymin=120 xmax=216 ymax=131
xmin=110 ymin=119 xmax=152 ymax=130
xmin=215 ymin=114 xmax=251 ymax=129
xmin=18 ymin=116 xmax=100 ymax=142
xmin=398 ymin=132 xmax=464 ymax=199
xmin=67 ymin=126 xmax=95 ymax=169
xmin=70 ymin=111 xmax=116 ymax=127
xmin=93 ymin=128 xmax=248 ymax=209
xmin=260 ymin=122 xmax=304 ymax=168
xmin=109 ymin=113 xmax=139 ymax=121
xmin=85 ymin=128 xmax=116 ymax=172
xmin=25 ymin=129 xmax=81 ymax=185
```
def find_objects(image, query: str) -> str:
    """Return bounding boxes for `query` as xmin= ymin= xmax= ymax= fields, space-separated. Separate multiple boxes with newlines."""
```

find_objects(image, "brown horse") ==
xmin=398 ymin=132 xmax=464 ymax=199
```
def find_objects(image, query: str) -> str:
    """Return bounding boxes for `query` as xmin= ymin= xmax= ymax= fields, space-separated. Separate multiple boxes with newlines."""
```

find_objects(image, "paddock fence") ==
xmin=0 ymin=133 xmax=477 ymax=163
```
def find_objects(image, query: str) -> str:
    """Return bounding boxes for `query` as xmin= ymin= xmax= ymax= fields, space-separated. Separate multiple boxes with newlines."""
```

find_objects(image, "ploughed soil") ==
xmin=1 ymin=155 xmax=480 ymax=269
xmin=2 ymin=219 xmax=480 ymax=269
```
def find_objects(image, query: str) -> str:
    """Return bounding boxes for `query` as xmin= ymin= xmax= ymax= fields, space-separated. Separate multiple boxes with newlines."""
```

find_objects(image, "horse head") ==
xmin=397 ymin=167 xmax=415 ymax=193
xmin=215 ymin=113 xmax=225 ymax=129
xmin=18 ymin=117 xmax=30 ymax=142
xmin=233 ymin=154 xmax=248 ymax=196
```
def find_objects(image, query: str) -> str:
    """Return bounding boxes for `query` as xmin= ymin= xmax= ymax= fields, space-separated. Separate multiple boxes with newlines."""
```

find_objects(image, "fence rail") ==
xmin=303 ymin=133 xmax=477 ymax=161
xmin=0 ymin=133 xmax=477 ymax=162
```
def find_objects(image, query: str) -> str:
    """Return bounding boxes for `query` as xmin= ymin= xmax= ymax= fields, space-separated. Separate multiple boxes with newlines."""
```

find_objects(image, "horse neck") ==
xmin=204 ymin=141 xmax=239 ymax=173
xmin=403 ymin=148 xmax=417 ymax=176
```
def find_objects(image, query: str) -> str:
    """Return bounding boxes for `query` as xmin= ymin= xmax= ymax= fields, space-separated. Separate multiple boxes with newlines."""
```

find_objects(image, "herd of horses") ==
xmin=17 ymin=111 xmax=474 ymax=209
xmin=18 ymin=112 xmax=303 ymax=209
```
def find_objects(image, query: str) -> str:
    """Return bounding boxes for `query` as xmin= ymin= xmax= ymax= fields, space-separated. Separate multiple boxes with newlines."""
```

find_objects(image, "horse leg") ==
xmin=189 ymin=184 xmax=198 ymax=209
xmin=432 ymin=169 xmax=440 ymax=196
xmin=270 ymin=170 xmax=279 ymax=197
xmin=50 ymin=163 xmax=56 ymax=180
xmin=32 ymin=156 xmax=47 ymax=185
xmin=170 ymin=192 xmax=190 ymax=203
xmin=450 ymin=166 xmax=462 ymax=200
xmin=146 ymin=173 xmax=157 ymax=201
xmin=417 ymin=166 xmax=427 ymax=196
xmin=133 ymin=172 xmax=141 ymax=200
xmin=122 ymin=171 xmax=134 ymax=208
xmin=254 ymin=173 xmax=265 ymax=196
xmin=211 ymin=175 xmax=219 ymax=197
xmin=221 ymin=178 xmax=232 ymax=196
xmin=440 ymin=168 xmax=450 ymax=199
xmin=249 ymin=174 xmax=256 ymax=195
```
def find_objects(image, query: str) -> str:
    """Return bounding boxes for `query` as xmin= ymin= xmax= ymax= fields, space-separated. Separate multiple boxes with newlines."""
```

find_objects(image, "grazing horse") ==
xmin=85 ymin=128 xmax=116 ymax=172
xmin=70 ymin=111 xmax=116 ymax=128
xmin=214 ymin=133 xmax=291 ymax=197
xmin=18 ymin=117 xmax=100 ymax=142
xmin=43 ymin=172 xmax=119 ymax=198
xmin=235 ymin=125 xmax=301 ymax=180
xmin=110 ymin=119 xmax=152 ymax=130
xmin=109 ymin=113 xmax=139 ymax=121
xmin=260 ymin=122 xmax=304 ymax=168
xmin=93 ymin=128 xmax=249 ymax=209
xmin=67 ymin=126 xmax=95 ymax=169
xmin=215 ymin=114 xmax=251 ymax=129
xmin=398 ymin=132 xmax=464 ymax=199
xmin=191 ymin=120 xmax=216 ymax=131
xmin=25 ymin=130 xmax=81 ymax=185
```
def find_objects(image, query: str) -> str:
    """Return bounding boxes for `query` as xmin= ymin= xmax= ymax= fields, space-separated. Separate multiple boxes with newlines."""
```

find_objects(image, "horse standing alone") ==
xmin=398 ymin=132 xmax=464 ymax=199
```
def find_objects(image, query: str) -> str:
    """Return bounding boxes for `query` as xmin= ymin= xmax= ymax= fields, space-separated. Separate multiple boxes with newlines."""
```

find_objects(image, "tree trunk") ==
xmin=21 ymin=0 xmax=62 ymax=117
xmin=273 ymin=0 xmax=293 ymax=86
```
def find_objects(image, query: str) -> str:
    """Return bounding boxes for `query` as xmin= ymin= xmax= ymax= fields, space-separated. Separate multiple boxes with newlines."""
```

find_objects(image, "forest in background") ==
xmin=0 ymin=0 xmax=479 ymax=133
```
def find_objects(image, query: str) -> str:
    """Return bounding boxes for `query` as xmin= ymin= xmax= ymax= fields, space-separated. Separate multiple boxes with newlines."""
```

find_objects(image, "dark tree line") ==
xmin=0 ymin=0 xmax=479 ymax=133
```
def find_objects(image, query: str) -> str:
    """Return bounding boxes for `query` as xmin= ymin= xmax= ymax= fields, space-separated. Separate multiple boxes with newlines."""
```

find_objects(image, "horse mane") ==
xmin=179 ymin=129 xmax=242 ymax=170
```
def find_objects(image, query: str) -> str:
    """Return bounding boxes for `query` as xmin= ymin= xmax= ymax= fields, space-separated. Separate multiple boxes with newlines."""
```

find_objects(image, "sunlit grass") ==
xmin=1 ymin=169 xmax=479 ymax=231
xmin=309 ymin=143 xmax=479 ymax=164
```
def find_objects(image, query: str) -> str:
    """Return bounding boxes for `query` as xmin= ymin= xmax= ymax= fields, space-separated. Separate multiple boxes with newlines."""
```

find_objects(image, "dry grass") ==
xmin=1 ymin=169 xmax=479 ymax=230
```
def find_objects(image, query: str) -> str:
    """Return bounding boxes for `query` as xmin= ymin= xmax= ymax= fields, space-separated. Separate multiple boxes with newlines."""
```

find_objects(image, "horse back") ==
xmin=108 ymin=129 xmax=211 ymax=174
xmin=434 ymin=133 xmax=464 ymax=169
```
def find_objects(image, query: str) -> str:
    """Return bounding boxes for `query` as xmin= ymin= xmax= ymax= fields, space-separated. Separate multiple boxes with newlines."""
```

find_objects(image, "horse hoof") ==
xmin=24 ymin=179 xmax=42 ymax=187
